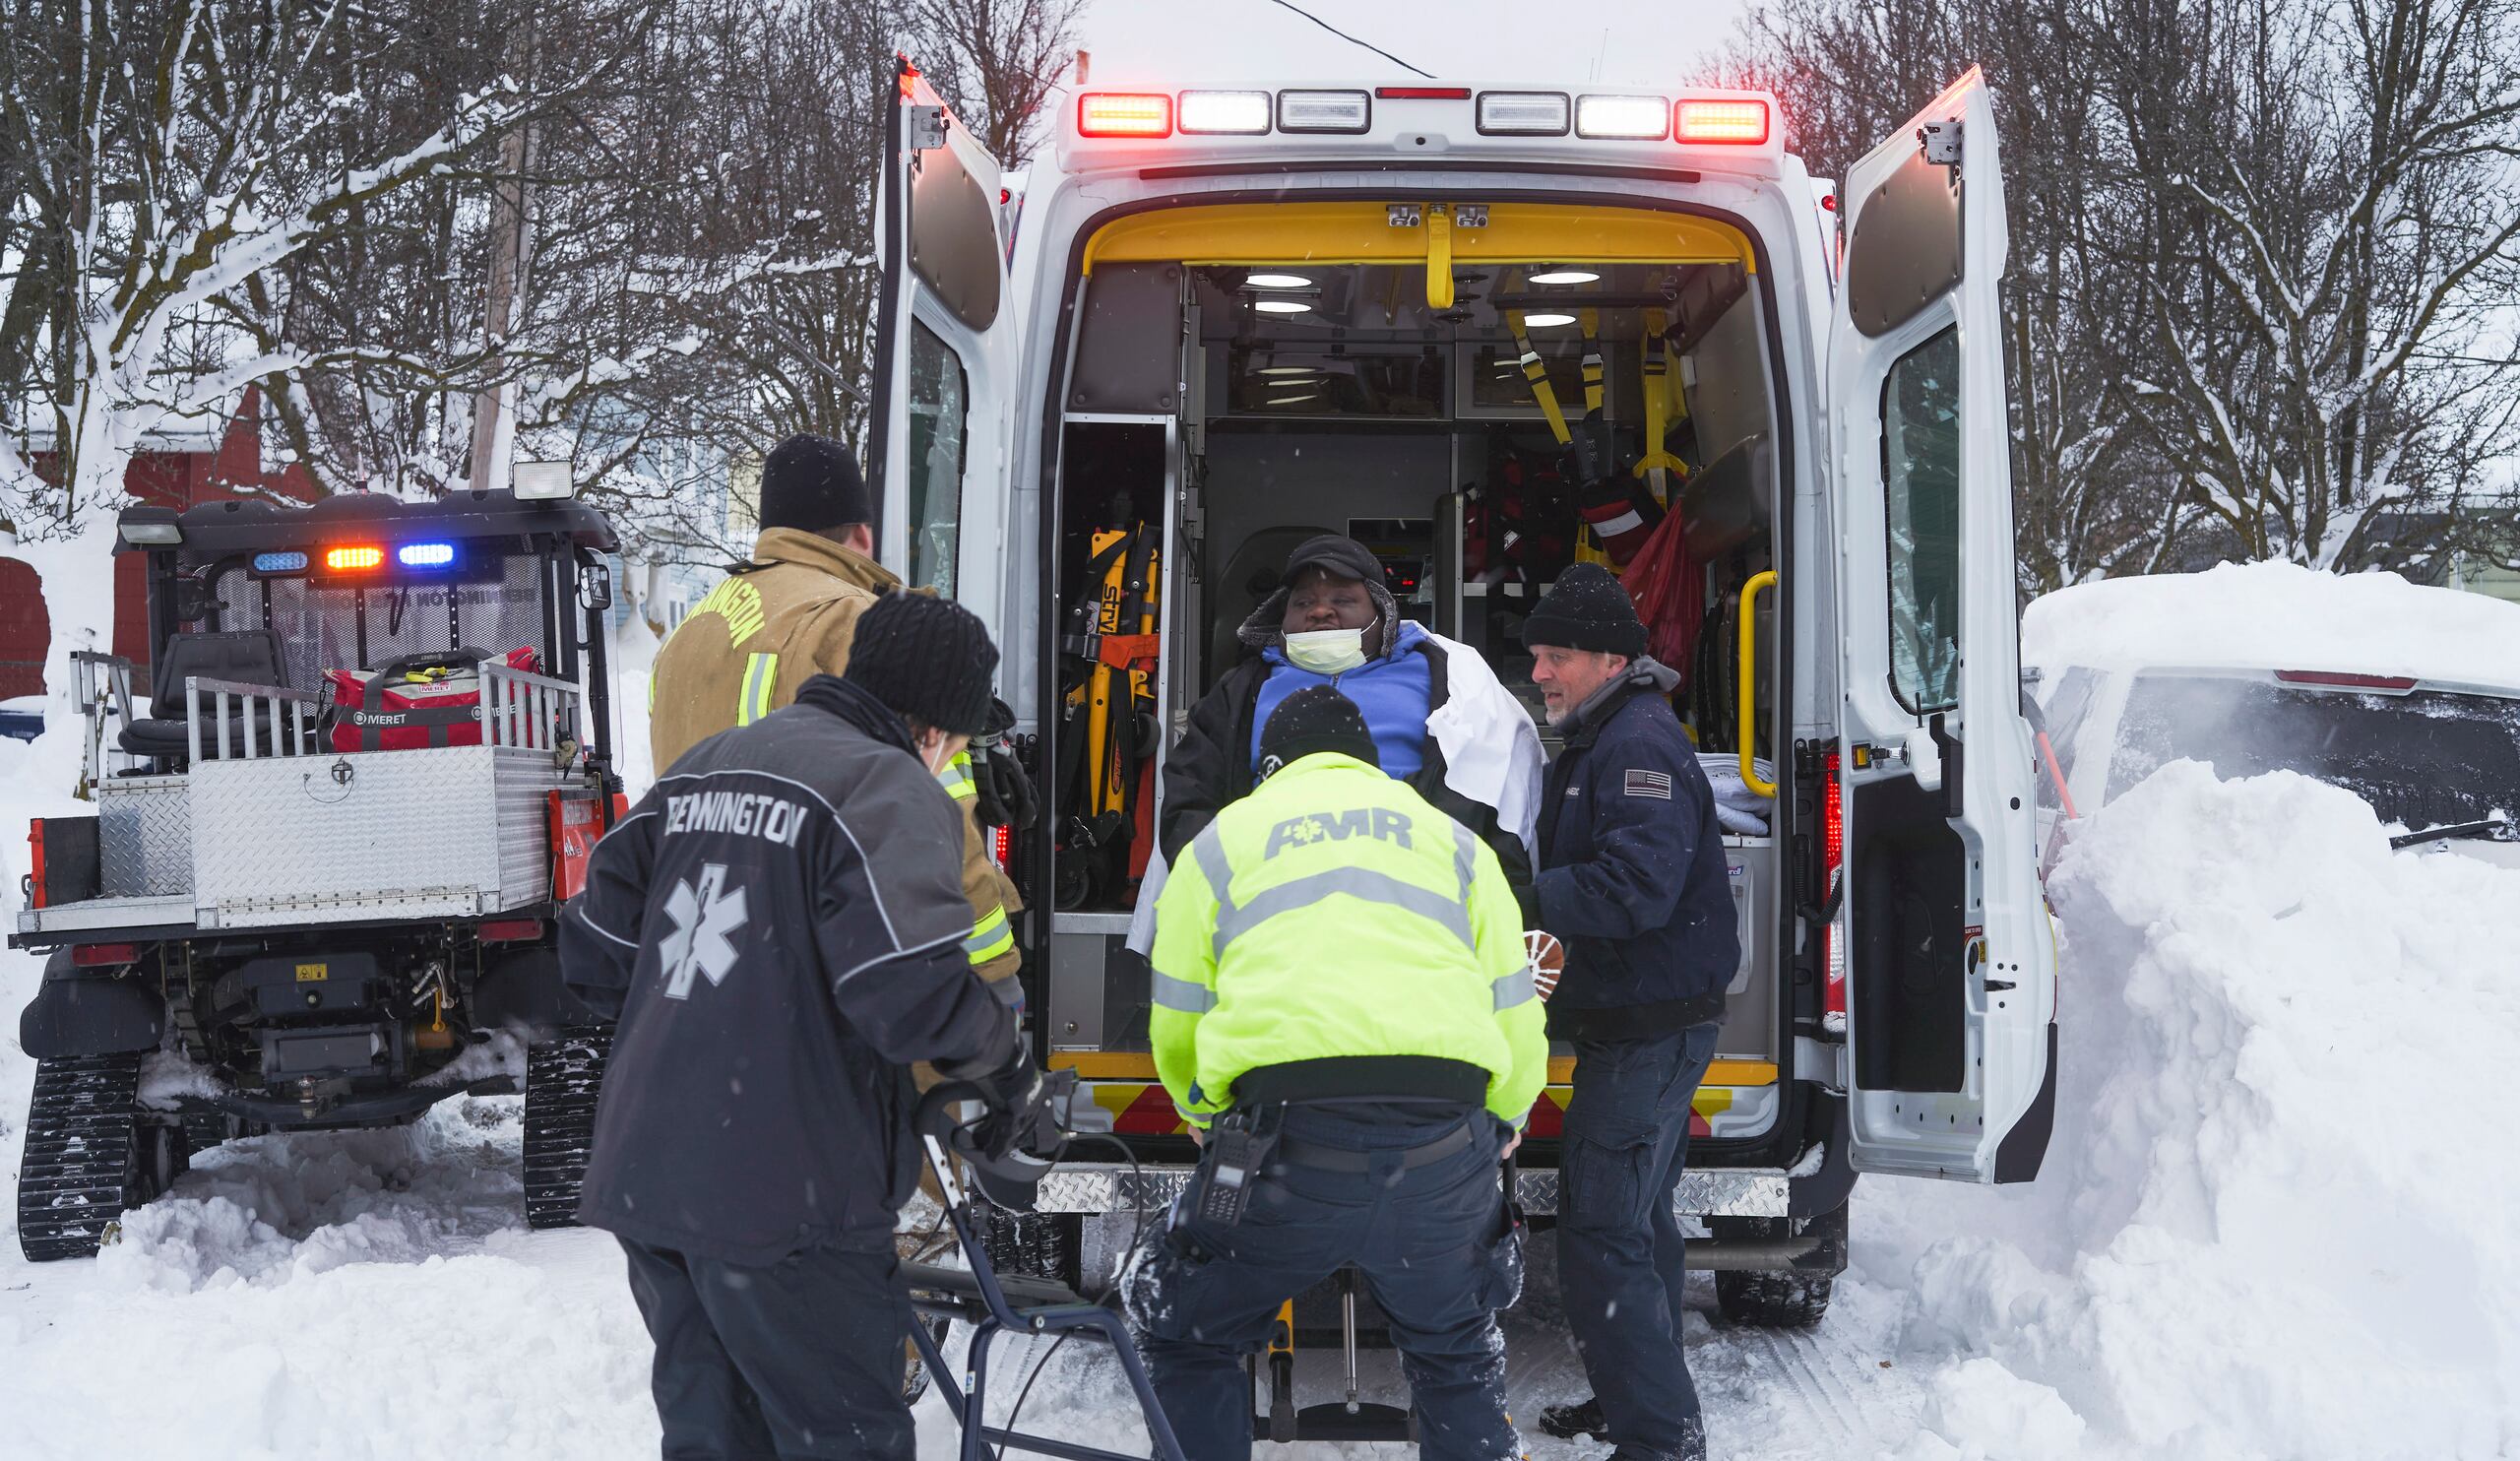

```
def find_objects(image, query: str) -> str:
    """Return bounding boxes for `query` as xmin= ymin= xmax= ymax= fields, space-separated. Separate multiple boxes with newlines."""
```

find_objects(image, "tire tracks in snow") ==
xmin=1737 ymin=1323 xmax=1883 ymax=1451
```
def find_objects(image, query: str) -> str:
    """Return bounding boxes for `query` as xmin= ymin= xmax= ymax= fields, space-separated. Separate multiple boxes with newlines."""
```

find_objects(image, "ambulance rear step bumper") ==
xmin=1034 ymin=1161 xmax=1803 ymax=1220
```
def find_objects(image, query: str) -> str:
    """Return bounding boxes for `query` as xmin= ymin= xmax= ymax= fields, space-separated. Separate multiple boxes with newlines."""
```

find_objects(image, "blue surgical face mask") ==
xmin=1283 ymin=627 xmax=1368 ymax=674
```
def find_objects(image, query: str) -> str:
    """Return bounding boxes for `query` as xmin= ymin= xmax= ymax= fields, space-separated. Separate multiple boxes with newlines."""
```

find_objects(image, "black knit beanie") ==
xmin=759 ymin=433 xmax=873 ymax=534
xmin=1256 ymin=686 xmax=1380 ymax=778
xmin=842 ymin=593 xmax=998 ymax=736
xmin=1520 ymin=562 xmax=1648 ymax=658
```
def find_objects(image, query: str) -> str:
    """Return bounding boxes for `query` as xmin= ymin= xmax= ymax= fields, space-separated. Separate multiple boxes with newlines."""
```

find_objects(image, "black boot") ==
xmin=1540 ymin=1397 xmax=1609 ymax=1441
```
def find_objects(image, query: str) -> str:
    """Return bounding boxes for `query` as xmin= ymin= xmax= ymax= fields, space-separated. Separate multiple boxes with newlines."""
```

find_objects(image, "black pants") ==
xmin=1126 ymin=1107 xmax=1523 ymax=1461
xmin=618 ymin=1236 xmax=913 ymax=1461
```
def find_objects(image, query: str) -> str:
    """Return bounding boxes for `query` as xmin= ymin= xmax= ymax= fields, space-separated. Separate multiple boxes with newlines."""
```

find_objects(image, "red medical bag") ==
xmin=325 ymin=647 xmax=541 ymax=751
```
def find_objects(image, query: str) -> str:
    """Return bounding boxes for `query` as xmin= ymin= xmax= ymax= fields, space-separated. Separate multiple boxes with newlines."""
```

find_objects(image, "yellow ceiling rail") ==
xmin=1082 ymin=201 xmax=1756 ymax=275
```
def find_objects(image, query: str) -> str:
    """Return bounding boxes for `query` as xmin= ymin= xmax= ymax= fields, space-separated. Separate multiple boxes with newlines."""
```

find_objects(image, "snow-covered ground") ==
xmin=6 ymin=667 xmax=2518 ymax=1457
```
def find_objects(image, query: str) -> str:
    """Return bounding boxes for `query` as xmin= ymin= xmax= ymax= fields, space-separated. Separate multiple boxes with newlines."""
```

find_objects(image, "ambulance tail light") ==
xmin=1178 ymin=91 xmax=1270 ymax=135
xmin=1822 ymin=754 xmax=1848 ymax=1037
xmin=1476 ymin=92 xmax=1571 ymax=136
xmin=1277 ymin=90 xmax=1371 ymax=134
xmin=1575 ymin=94 xmax=1670 ymax=140
xmin=1675 ymin=97 xmax=1771 ymax=145
xmin=1077 ymin=93 xmax=1171 ymax=138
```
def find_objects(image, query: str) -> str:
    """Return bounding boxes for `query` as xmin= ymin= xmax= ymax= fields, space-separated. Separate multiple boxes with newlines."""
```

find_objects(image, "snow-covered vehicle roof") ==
xmin=2023 ymin=561 xmax=2520 ymax=694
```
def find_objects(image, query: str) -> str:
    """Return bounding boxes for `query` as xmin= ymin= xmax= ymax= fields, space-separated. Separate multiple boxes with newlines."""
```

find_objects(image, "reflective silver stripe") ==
xmin=1152 ymin=970 xmax=1217 ymax=1013
xmin=1451 ymin=822 xmax=1478 ymax=905
xmin=1213 ymin=869 xmax=1474 ymax=957
xmin=1190 ymin=824 xmax=1236 ymax=916
xmin=1493 ymin=968 xmax=1538 ymax=1010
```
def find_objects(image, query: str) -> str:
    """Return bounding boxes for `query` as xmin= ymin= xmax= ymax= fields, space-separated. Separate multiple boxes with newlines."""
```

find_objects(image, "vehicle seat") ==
xmin=117 ymin=629 xmax=296 ymax=760
xmin=1208 ymin=524 xmax=1338 ymax=689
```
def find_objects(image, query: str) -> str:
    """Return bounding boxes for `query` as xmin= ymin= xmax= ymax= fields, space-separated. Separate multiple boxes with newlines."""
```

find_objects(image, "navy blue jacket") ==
xmin=559 ymin=674 xmax=1015 ymax=1264
xmin=1534 ymin=663 xmax=1739 ymax=1042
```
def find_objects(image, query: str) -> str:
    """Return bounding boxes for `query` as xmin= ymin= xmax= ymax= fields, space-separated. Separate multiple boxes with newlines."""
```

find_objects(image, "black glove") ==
xmin=968 ymin=1056 xmax=1050 ymax=1160
xmin=971 ymin=699 xmax=1039 ymax=832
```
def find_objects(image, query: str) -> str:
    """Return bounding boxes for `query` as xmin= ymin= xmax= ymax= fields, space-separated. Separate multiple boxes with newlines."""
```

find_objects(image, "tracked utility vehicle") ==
xmin=14 ymin=484 xmax=623 ymax=1259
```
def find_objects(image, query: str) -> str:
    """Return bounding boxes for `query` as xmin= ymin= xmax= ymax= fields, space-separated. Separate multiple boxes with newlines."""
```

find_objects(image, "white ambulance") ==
xmin=861 ymin=60 xmax=2056 ymax=1335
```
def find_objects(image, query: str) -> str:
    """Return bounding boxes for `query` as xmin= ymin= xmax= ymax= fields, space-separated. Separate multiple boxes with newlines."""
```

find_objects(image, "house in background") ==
xmin=0 ymin=389 xmax=321 ymax=714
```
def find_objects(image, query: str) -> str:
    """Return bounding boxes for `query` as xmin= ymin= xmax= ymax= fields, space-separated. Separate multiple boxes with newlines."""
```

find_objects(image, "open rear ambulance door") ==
xmin=1827 ymin=68 xmax=2056 ymax=1182
xmin=866 ymin=56 xmax=1020 ymax=607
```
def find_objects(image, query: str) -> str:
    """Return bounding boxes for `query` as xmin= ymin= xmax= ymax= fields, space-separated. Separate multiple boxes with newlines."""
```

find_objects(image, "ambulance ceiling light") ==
xmin=1257 ymin=364 xmax=1317 ymax=375
xmin=1476 ymin=92 xmax=1570 ymax=136
xmin=1575 ymin=94 xmax=1670 ymax=140
xmin=1277 ymin=90 xmax=1371 ymax=134
xmin=1253 ymin=299 xmax=1312 ymax=314
xmin=1529 ymin=269 xmax=1601 ymax=285
xmin=1269 ymin=394 xmax=1320 ymax=407
xmin=1522 ymin=312 xmax=1578 ymax=327
xmin=1244 ymin=274 xmax=1312 ymax=288
xmin=1179 ymin=91 xmax=1271 ymax=135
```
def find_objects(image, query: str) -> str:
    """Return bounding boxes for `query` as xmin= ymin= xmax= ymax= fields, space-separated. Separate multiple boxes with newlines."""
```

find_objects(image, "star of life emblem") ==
xmin=660 ymin=862 xmax=748 ymax=999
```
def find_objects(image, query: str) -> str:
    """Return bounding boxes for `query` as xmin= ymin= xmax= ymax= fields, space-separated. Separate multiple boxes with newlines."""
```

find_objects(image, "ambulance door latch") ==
xmin=1387 ymin=203 xmax=1423 ymax=227
xmin=1918 ymin=119 xmax=1962 ymax=166
xmin=908 ymin=105 xmax=950 ymax=153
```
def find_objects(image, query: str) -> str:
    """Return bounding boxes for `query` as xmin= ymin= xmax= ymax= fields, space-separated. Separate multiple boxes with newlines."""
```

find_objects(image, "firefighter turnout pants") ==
xmin=1125 ymin=1105 xmax=1525 ymax=1461
xmin=619 ymin=1236 xmax=914 ymax=1461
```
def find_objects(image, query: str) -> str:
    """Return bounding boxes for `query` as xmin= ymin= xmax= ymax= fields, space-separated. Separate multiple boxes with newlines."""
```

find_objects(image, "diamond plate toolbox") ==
xmin=189 ymin=745 xmax=569 ymax=928
xmin=97 ymin=776 xmax=192 ymax=897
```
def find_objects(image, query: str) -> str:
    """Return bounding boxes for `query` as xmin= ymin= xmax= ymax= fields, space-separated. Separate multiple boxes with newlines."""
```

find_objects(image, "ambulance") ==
xmin=861 ymin=60 xmax=2058 ymax=1333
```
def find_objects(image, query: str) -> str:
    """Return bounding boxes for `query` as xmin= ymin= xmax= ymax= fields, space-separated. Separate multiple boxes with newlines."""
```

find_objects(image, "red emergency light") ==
xmin=1376 ymin=86 xmax=1472 ymax=99
xmin=1822 ymin=755 xmax=1847 ymax=1035
xmin=1675 ymin=98 xmax=1771 ymax=145
xmin=2273 ymin=668 xmax=2419 ymax=693
xmin=1077 ymin=93 xmax=1171 ymax=138
xmin=324 ymin=544 xmax=385 ymax=571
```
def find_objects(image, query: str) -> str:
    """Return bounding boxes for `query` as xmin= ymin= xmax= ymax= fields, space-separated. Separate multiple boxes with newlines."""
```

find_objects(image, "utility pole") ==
xmin=469 ymin=12 xmax=539 ymax=495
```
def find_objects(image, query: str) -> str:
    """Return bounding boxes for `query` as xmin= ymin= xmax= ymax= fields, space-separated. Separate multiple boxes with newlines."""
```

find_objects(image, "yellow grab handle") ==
xmin=1737 ymin=571 xmax=1778 ymax=798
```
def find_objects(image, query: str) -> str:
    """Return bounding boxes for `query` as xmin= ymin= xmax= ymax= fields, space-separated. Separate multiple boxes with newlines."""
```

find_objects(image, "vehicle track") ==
xmin=1740 ymin=1322 xmax=1881 ymax=1449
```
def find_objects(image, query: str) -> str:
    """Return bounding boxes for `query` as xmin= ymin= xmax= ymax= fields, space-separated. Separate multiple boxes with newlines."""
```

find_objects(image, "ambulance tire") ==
xmin=524 ymin=1025 xmax=611 ymax=1229
xmin=975 ymin=1198 xmax=1083 ymax=1295
xmin=1710 ymin=1212 xmax=1839 ymax=1329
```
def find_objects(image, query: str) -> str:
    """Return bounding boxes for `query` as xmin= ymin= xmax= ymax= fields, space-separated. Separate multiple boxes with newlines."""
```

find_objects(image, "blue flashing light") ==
xmin=252 ymin=550 xmax=309 ymax=574
xmin=397 ymin=541 xmax=457 ymax=568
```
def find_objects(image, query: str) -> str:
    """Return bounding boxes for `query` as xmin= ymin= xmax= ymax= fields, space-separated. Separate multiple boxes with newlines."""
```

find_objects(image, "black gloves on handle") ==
xmin=971 ymin=697 xmax=1040 ymax=834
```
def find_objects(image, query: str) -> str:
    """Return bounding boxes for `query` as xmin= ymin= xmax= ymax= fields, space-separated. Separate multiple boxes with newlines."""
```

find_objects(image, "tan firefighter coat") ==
xmin=647 ymin=529 xmax=1023 ymax=1014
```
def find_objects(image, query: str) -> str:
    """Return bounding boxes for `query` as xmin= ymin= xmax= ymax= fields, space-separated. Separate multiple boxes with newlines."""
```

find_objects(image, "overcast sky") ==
xmin=1073 ymin=0 xmax=1757 ymax=88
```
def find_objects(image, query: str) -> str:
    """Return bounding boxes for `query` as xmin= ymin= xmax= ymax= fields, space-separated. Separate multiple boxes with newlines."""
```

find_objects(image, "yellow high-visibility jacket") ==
xmin=1150 ymin=751 xmax=1547 ymax=1130
xmin=648 ymin=529 xmax=1019 ymax=991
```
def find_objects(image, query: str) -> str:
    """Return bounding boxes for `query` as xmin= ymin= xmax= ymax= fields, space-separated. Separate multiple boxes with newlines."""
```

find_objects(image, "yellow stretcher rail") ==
xmin=1738 ymin=570 xmax=1779 ymax=798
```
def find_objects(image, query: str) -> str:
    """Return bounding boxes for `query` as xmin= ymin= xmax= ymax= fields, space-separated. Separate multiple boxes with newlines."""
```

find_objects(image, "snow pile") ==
xmin=137 ymin=1044 xmax=229 ymax=1109
xmin=97 ymin=1101 xmax=529 ymax=1293
xmin=1862 ymin=760 xmax=2520 ymax=1459
xmin=2024 ymin=560 xmax=2520 ymax=687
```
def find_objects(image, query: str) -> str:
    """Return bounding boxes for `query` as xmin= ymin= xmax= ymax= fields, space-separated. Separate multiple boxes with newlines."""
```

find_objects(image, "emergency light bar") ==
xmin=1675 ymin=97 xmax=1771 ymax=144
xmin=324 ymin=545 xmax=384 ymax=571
xmin=1078 ymin=92 xmax=1171 ymax=137
xmin=1476 ymin=92 xmax=1571 ymax=136
xmin=252 ymin=551 xmax=309 ymax=574
xmin=397 ymin=541 xmax=457 ymax=568
xmin=1277 ymin=90 xmax=1371 ymax=134
xmin=1178 ymin=91 xmax=1270 ymax=135
xmin=1575 ymin=95 xmax=1670 ymax=140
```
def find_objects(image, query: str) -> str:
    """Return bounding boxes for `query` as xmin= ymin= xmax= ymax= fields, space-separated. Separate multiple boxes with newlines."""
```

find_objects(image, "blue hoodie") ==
xmin=1249 ymin=620 xmax=1434 ymax=781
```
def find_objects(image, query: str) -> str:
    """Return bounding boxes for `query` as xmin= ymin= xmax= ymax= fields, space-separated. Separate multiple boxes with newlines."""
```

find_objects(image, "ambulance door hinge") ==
xmin=1386 ymin=203 xmax=1423 ymax=227
xmin=1918 ymin=119 xmax=1961 ymax=167
xmin=908 ymin=105 xmax=950 ymax=153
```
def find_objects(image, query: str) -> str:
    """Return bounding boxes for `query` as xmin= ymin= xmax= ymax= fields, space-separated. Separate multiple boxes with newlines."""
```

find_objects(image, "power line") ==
xmin=1265 ymin=0 xmax=1436 ymax=79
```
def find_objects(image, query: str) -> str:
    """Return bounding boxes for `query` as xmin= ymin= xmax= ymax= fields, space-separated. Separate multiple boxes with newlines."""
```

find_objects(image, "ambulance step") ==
xmin=16 ymin=1053 xmax=152 ymax=1262
xmin=523 ymin=1025 xmax=612 ymax=1230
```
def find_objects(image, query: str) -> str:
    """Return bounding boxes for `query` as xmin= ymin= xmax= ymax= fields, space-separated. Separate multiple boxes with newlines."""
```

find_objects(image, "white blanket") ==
xmin=1128 ymin=633 xmax=1546 ymax=953
xmin=1699 ymin=751 xmax=1776 ymax=836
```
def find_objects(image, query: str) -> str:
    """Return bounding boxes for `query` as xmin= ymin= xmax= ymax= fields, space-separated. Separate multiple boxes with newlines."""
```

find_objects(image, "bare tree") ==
xmin=911 ymin=0 xmax=1086 ymax=166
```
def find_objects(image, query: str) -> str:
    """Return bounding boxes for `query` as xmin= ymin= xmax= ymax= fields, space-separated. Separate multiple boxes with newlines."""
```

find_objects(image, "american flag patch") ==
xmin=1624 ymin=768 xmax=1673 ymax=799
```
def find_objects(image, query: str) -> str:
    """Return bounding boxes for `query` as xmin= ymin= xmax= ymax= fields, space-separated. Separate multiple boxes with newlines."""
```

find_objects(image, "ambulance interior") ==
xmin=1046 ymin=217 xmax=1789 ymax=1125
